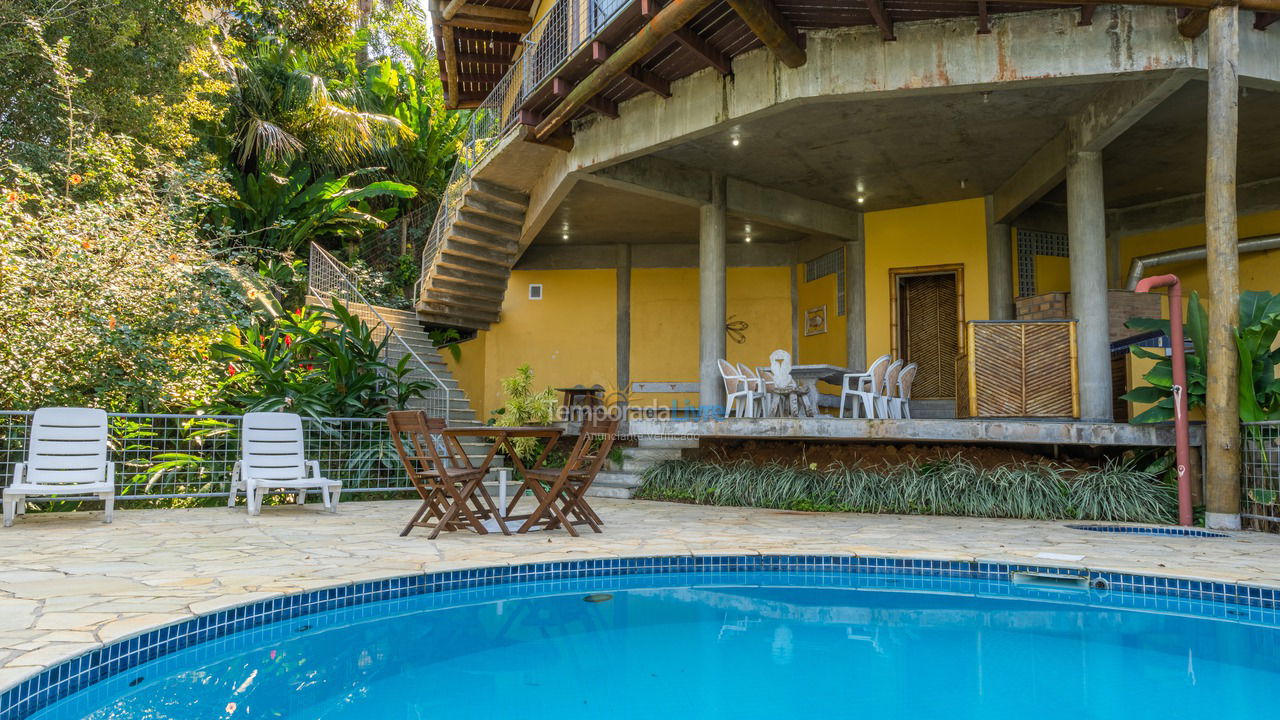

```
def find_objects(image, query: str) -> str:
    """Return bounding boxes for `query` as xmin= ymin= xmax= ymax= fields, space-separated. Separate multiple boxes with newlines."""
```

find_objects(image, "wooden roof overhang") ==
xmin=434 ymin=0 xmax=1280 ymax=134
xmin=432 ymin=0 xmax=535 ymax=108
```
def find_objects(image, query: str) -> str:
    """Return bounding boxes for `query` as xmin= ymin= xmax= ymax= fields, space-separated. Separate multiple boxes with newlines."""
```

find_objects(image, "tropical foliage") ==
xmin=0 ymin=136 xmax=247 ymax=412
xmin=0 ymin=0 xmax=468 ymax=413
xmin=1123 ymin=290 xmax=1280 ymax=423
xmin=637 ymin=458 xmax=1177 ymax=524
xmin=204 ymin=301 xmax=433 ymax=419
xmin=211 ymin=166 xmax=416 ymax=253
xmin=490 ymin=365 xmax=559 ymax=464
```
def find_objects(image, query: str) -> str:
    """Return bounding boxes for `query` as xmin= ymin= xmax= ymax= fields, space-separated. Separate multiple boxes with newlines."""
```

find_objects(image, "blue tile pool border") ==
xmin=1066 ymin=524 xmax=1230 ymax=538
xmin=5 ymin=553 xmax=1280 ymax=719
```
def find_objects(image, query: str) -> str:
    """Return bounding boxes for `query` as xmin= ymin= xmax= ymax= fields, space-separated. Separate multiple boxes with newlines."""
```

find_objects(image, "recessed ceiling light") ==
xmin=745 ymin=236 xmax=752 ymax=243
xmin=730 ymin=135 xmax=741 ymax=147
xmin=856 ymin=196 xmax=866 ymax=205
xmin=562 ymin=233 xmax=569 ymax=241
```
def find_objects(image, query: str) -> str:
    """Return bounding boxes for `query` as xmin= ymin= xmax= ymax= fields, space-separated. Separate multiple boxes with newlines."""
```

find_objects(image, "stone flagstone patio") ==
xmin=4 ymin=498 xmax=1280 ymax=693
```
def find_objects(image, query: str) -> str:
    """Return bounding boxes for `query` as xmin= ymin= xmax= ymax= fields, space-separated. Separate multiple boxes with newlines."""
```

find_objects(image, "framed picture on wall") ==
xmin=804 ymin=305 xmax=827 ymax=336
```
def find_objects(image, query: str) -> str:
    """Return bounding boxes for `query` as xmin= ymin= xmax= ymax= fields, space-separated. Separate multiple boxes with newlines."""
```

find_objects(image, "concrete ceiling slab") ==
xmin=648 ymin=83 xmax=1112 ymax=212
xmin=534 ymin=181 xmax=806 ymax=245
xmin=1098 ymin=81 xmax=1280 ymax=208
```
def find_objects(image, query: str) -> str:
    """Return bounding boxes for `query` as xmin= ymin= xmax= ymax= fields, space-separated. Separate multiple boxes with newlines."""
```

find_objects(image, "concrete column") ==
xmin=616 ymin=244 xmax=631 ymax=409
xmin=844 ymin=217 xmax=867 ymax=371
xmin=1205 ymin=2 xmax=1241 ymax=530
xmin=985 ymin=196 xmax=1014 ymax=320
xmin=1066 ymin=149 xmax=1113 ymax=421
xmin=699 ymin=173 xmax=727 ymax=413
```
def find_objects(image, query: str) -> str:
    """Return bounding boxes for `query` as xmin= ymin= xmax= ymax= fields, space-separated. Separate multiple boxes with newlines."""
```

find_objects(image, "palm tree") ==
xmin=219 ymin=40 xmax=414 ymax=173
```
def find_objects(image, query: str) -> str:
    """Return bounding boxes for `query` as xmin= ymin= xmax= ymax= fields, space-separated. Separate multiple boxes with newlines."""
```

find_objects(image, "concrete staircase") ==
xmin=587 ymin=437 xmax=697 ymax=499
xmin=417 ymin=179 xmax=530 ymax=331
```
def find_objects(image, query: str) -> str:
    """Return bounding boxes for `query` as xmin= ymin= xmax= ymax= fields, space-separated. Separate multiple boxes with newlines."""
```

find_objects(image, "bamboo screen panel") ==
xmin=959 ymin=321 xmax=1078 ymax=418
xmin=901 ymin=274 xmax=958 ymax=398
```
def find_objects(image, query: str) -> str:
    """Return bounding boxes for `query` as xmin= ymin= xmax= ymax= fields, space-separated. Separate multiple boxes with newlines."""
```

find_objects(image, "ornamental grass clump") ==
xmin=636 ymin=457 xmax=1177 ymax=524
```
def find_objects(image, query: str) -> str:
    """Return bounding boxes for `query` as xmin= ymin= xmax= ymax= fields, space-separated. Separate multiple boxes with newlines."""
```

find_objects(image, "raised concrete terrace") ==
xmin=5 ymin=498 xmax=1280 ymax=694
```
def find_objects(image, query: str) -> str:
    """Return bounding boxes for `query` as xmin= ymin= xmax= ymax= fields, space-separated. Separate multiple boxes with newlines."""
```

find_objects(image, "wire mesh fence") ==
xmin=1242 ymin=421 xmax=1280 ymax=530
xmin=0 ymin=412 xmax=414 ymax=505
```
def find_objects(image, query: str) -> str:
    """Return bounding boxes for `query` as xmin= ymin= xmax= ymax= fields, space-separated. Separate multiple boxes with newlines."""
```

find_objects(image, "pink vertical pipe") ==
xmin=1134 ymin=274 xmax=1194 ymax=526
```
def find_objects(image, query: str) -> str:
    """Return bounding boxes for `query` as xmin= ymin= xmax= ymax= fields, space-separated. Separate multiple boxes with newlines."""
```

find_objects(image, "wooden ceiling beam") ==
xmin=977 ymin=0 xmax=990 ymax=33
xmin=1078 ymin=4 xmax=1095 ymax=25
xmin=671 ymin=27 xmax=732 ymax=75
xmin=625 ymin=65 xmax=672 ymax=98
xmin=866 ymin=0 xmax=896 ymax=40
xmin=441 ymin=0 xmax=468 ymax=20
xmin=442 ymin=71 xmax=508 ymax=85
xmin=444 ymin=13 xmax=532 ymax=34
xmin=552 ymin=75 xmax=619 ymax=118
xmin=456 ymin=53 xmax=513 ymax=66
xmin=1256 ymin=11 xmax=1279 ymax=28
xmin=725 ymin=0 xmax=806 ymax=68
xmin=442 ymin=24 xmax=460 ymax=108
xmin=535 ymin=0 xmax=719 ymax=141
xmin=449 ymin=4 xmax=534 ymax=23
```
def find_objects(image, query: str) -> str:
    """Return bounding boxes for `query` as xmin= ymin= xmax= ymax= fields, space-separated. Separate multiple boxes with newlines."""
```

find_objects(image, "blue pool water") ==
xmin=30 ymin=571 xmax=1280 ymax=720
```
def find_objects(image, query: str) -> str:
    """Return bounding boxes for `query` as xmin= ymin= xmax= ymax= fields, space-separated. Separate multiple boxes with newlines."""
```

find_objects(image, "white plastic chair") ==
xmin=3 ymin=407 xmax=115 ymax=527
xmin=737 ymin=363 xmax=768 ymax=417
xmin=875 ymin=359 xmax=905 ymax=418
xmin=839 ymin=355 xmax=890 ymax=418
xmin=230 ymin=412 xmax=341 ymax=516
xmin=885 ymin=363 xmax=918 ymax=419
xmin=718 ymin=359 xmax=761 ymax=418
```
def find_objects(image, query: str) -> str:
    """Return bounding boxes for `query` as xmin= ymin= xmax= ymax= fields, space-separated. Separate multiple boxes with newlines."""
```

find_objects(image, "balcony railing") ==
xmin=419 ymin=0 xmax=634 ymax=292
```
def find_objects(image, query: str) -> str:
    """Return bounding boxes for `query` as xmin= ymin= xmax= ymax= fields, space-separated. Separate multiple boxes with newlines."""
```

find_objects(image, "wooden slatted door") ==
xmin=899 ymin=273 xmax=959 ymax=399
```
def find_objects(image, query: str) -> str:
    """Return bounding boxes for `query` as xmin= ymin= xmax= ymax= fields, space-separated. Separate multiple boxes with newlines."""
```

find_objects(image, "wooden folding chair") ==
xmin=386 ymin=411 xmax=509 ymax=539
xmin=507 ymin=416 xmax=619 ymax=536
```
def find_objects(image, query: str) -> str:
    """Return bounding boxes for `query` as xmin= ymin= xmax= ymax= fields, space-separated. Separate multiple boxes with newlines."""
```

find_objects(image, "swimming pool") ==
xmin=9 ymin=556 xmax=1280 ymax=719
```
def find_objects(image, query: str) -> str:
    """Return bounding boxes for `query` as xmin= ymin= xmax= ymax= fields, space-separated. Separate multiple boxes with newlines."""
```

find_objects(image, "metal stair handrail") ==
xmin=417 ymin=0 xmax=632 ymax=300
xmin=308 ymin=243 xmax=453 ymax=423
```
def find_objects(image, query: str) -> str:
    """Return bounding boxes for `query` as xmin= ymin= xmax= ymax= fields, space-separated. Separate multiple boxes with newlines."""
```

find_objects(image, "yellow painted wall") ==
xmin=443 ymin=331 xmax=489 ymax=417
xmin=1119 ymin=210 xmax=1280 ymax=306
xmin=863 ymin=197 xmax=991 ymax=362
xmin=452 ymin=269 xmax=616 ymax=417
xmin=796 ymin=268 xmax=846 ymax=366
xmin=449 ymin=265 xmax=789 ymax=414
xmin=626 ymin=265 xmax=791 ymax=408
xmin=1035 ymin=255 xmax=1071 ymax=294
xmin=727 ymin=266 xmax=793 ymax=367
xmin=629 ymin=267 xmax=699 ymax=407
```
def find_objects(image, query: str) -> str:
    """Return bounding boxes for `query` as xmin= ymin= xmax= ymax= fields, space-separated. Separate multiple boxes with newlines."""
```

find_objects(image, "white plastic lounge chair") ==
xmin=230 ymin=412 xmax=340 ymax=516
xmin=718 ymin=359 xmax=761 ymax=418
xmin=839 ymin=354 xmax=890 ymax=418
xmin=885 ymin=363 xmax=918 ymax=419
xmin=3 ymin=407 xmax=115 ymax=527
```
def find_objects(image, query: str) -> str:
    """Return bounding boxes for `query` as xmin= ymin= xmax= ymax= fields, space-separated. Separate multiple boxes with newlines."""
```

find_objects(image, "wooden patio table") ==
xmin=440 ymin=425 xmax=563 ymax=532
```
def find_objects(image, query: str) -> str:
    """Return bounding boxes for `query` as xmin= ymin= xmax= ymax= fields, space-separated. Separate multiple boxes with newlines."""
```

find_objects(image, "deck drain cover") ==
xmin=1067 ymin=524 xmax=1227 ymax=538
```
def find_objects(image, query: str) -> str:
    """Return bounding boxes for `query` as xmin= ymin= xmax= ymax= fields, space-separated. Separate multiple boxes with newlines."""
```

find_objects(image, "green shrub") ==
xmin=636 ymin=458 xmax=1177 ymax=524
